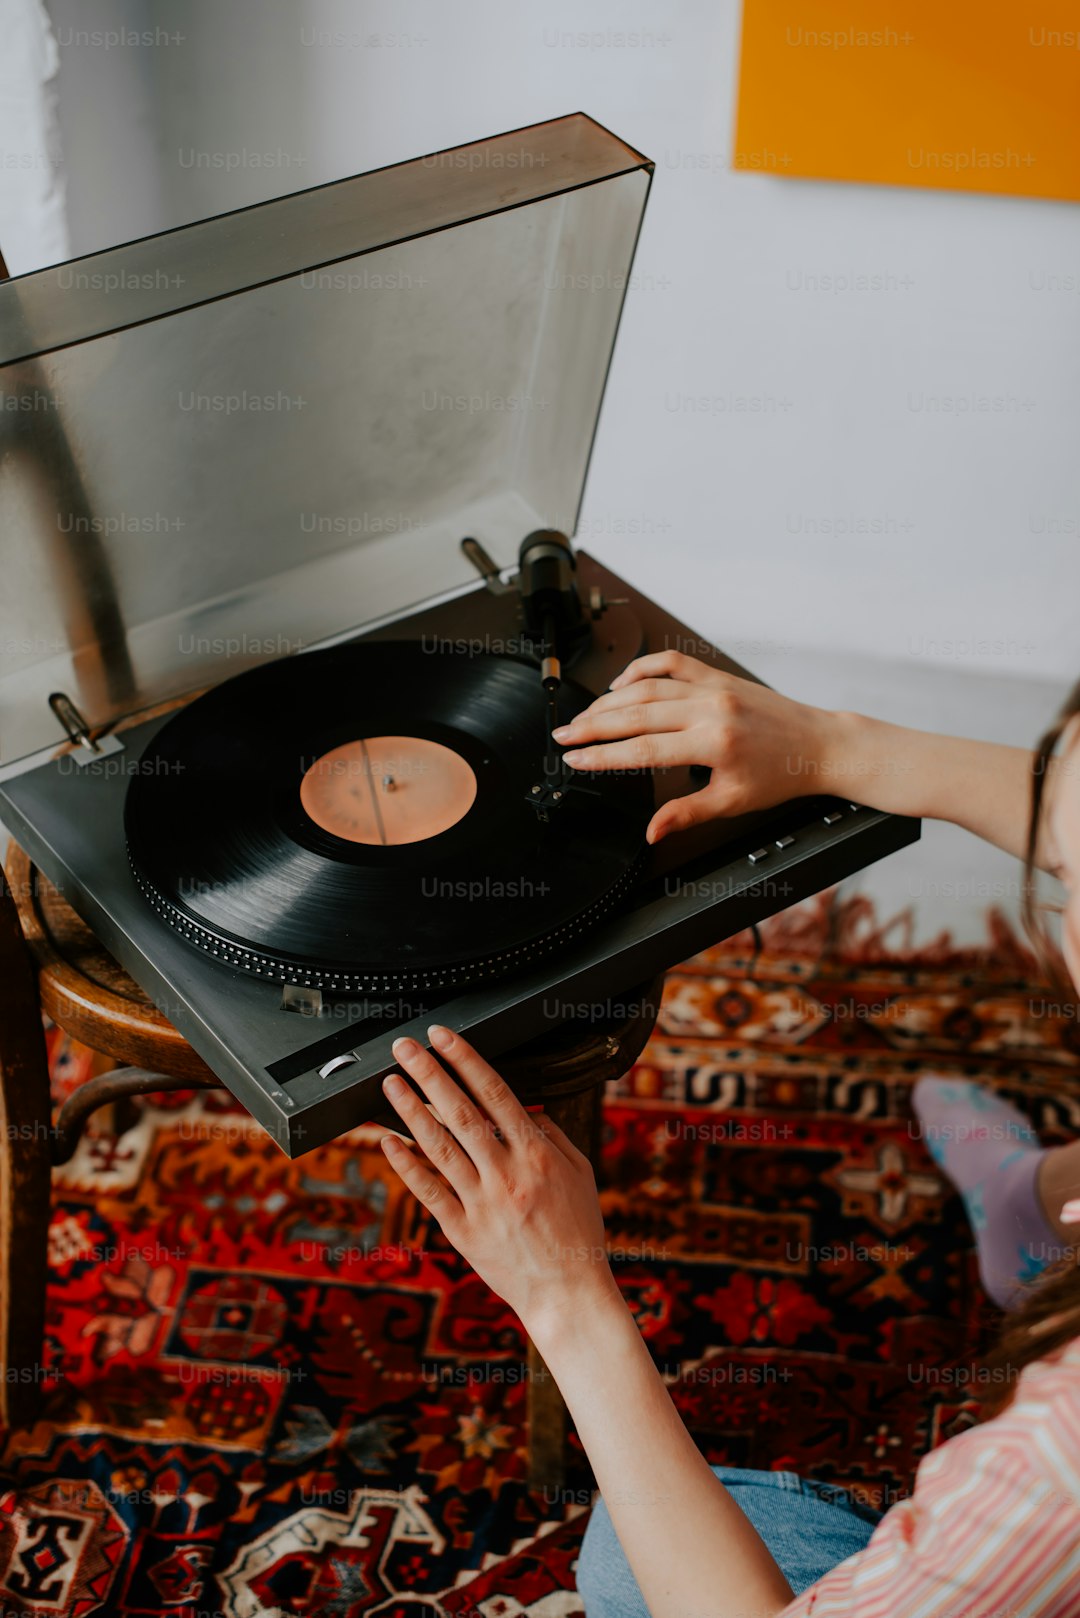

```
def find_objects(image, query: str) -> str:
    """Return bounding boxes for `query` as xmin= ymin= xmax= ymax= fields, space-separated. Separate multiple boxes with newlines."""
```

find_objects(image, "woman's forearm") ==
xmin=530 ymin=1286 xmax=794 ymax=1618
xmin=814 ymin=710 xmax=1059 ymax=870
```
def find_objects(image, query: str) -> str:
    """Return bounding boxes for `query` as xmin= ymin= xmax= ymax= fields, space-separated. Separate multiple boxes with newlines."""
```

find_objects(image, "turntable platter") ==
xmin=125 ymin=641 xmax=652 ymax=995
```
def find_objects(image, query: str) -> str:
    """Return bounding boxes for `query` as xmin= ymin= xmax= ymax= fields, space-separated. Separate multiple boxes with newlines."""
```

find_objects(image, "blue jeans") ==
xmin=577 ymin=1466 xmax=881 ymax=1615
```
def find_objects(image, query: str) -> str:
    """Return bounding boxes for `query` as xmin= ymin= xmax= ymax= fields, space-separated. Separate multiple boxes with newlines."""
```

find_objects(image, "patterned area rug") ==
xmin=4 ymin=894 xmax=1080 ymax=1617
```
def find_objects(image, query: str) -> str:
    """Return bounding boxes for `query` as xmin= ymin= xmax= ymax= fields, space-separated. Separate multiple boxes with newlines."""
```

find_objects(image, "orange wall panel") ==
xmin=734 ymin=2 xmax=1080 ymax=201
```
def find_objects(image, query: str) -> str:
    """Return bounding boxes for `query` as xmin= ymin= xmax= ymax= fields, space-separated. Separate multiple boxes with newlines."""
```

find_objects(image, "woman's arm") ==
xmin=810 ymin=710 xmax=1059 ymax=868
xmin=380 ymin=1026 xmax=795 ymax=1618
xmin=551 ymin=650 xmax=1062 ymax=869
xmin=530 ymin=1286 xmax=794 ymax=1618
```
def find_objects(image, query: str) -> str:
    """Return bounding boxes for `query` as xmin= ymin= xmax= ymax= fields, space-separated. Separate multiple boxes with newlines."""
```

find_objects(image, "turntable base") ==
xmin=0 ymin=838 xmax=662 ymax=1483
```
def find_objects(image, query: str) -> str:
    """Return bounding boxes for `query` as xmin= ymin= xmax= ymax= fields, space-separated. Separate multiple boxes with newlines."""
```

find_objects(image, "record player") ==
xmin=0 ymin=114 xmax=919 ymax=1156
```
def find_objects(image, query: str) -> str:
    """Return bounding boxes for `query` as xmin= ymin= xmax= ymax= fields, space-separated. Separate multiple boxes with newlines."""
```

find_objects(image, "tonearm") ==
xmin=460 ymin=528 xmax=622 ymax=820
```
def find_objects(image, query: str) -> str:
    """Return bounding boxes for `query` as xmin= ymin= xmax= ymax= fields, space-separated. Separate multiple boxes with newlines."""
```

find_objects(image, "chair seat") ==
xmin=5 ymin=842 xmax=217 ymax=1084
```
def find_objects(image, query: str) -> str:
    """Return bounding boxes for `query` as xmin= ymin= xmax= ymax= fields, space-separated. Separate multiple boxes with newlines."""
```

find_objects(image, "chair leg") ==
xmin=0 ymin=873 xmax=54 ymax=1429
xmin=526 ymin=1081 xmax=604 ymax=1493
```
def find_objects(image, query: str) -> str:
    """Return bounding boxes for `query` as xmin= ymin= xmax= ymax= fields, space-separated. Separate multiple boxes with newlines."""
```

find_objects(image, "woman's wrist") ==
xmin=803 ymin=707 xmax=908 ymax=812
xmin=523 ymin=1265 xmax=628 ymax=1361
xmin=791 ymin=703 xmax=865 ymax=800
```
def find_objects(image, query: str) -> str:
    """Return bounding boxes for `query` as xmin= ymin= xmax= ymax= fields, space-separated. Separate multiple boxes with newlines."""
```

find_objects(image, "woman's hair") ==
xmin=1022 ymin=675 xmax=1080 ymax=977
xmin=980 ymin=677 xmax=1080 ymax=1414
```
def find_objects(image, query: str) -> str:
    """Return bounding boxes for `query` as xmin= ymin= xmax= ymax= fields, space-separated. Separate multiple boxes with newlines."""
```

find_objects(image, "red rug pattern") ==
xmin=3 ymin=894 xmax=1079 ymax=1616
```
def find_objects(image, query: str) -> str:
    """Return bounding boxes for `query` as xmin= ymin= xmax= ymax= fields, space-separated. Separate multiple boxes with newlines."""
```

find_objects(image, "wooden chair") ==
xmin=0 ymin=842 xmax=662 ymax=1487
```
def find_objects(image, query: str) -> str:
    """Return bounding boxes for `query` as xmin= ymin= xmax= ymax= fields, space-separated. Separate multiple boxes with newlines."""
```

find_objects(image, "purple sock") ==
xmin=911 ymin=1078 xmax=1064 ymax=1309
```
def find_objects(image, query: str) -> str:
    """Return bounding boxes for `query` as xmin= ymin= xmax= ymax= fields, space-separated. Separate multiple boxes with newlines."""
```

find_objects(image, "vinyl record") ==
xmin=125 ymin=640 xmax=652 ymax=994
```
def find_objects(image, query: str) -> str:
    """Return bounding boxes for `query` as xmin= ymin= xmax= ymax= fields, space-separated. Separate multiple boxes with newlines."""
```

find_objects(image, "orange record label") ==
xmin=299 ymin=736 xmax=478 ymax=845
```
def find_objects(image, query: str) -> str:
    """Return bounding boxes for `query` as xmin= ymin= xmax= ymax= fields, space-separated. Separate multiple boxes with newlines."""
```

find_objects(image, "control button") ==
xmin=318 ymin=1053 xmax=361 ymax=1079
xmin=823 ymin=811 xmax=843 ymax=825
xmin=775 ymin=834 xmax=795 ymax=849
xmin=748 ymin=847 xmax=770 ymax=863
xmin=848 ymin=802 xmax=861 ymax=812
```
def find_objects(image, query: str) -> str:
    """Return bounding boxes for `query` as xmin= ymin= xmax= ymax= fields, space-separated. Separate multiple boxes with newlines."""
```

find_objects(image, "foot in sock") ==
xmin=912 ymin=1077 xmax=1069 ymax=1309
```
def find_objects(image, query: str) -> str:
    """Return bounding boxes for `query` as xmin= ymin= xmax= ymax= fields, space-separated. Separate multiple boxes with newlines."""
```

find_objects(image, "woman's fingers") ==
xmin=427 ymin=1025 xmax=537 ymax=1147
xmin=561 ymin=730 xmax=704 ymax=774
xmin=555 ymin=697 xmax=703 ymax=747
xmin=380 ymin=1135 xmax=466 ymax=1235
xmin=567 ymin=677 xmax=698 ymax=722
xmin=382 ymin=1064 xmax=479 ymax=1195
xmin=609 ymin=650 xmax=722 ymax=690
xmin=647 ymin=785 xmax=722 ymax=844
xmin=391 ymin=1036 xmax=499 ymax=1166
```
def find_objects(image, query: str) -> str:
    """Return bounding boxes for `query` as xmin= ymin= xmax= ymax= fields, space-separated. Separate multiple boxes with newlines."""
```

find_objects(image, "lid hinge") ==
xmin=48 ymin=692 xmax=125 ymax=766
xmin=461 ymin=535 xmax=513 ymax=595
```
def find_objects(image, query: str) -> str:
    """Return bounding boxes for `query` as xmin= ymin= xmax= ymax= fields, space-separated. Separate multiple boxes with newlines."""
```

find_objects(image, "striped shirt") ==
xmin=782 ymin=1337 xmax=1080 ymax=1617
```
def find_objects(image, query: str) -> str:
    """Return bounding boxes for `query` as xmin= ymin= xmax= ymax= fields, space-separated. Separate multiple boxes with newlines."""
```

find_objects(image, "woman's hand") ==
xmin=553 ymin=648 xmax=1056 ymax=868
xmin=551 ymin=649 xmax=834 ymax=844
xmin=379 ymin=1025 xmax=621 ymax=1338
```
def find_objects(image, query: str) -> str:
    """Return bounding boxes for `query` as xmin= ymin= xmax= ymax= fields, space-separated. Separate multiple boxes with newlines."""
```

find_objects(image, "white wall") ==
xmin=20 ymin=0 xmax=1080 ymax=688
xmin=0 ymin=0 xmax=68 ymax=272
